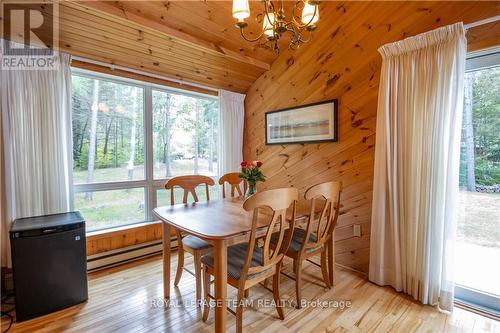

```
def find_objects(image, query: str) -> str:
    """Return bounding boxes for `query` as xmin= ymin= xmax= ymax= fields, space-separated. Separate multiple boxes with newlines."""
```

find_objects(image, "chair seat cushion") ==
xmin=271 ymin=228 xmax=320 ymax=254
xmin=182 ymin=235 xmax=211 ymax=250
xmin=201 ymin=243 xmax=271 ymax=280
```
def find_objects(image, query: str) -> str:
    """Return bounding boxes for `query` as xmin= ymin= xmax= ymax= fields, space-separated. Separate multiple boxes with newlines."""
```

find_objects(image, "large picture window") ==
xmin=71 ymin=70 xmax=219 ymax=232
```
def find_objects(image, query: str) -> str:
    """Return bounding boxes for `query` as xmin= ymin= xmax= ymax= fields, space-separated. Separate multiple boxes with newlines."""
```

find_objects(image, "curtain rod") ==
xmin=71 ymin=56 xmax=219 ymax=93
xmin=464 ymin=15 xmax=500 ymax=30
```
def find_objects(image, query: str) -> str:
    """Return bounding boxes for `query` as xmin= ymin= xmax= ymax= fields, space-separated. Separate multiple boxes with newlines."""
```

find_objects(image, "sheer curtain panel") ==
xmin=0 ymin=115 xmax=7 ymax=267
xmin=217 ymin=89 xmax=245 ymax=176
xmin=1 ymin=44 xmax=74 ymax=267
xmin=369 ymin=23 xmax=466 ymax=311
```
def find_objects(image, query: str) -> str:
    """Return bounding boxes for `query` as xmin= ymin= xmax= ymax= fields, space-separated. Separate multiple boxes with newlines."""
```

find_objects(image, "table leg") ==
xmin=328 ymin=230 xmax=335 ymax=286
xmin=214 ymin=239 xmax=228 ymax=333
xmin=163 ymin=223 xmax=171 ymax=299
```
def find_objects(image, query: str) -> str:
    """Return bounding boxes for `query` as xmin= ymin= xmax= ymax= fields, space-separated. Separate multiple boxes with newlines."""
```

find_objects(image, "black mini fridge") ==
xmin=10 ymin=212 xmax=88 ymax=321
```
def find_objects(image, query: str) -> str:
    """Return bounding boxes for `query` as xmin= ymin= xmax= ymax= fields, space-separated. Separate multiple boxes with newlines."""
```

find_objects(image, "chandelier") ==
xmin=232 ymin=0 xmax=320 ymax=53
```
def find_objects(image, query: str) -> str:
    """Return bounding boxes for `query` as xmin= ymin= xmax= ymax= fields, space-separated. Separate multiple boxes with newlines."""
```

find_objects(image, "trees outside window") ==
xmin=460 ymin=66 xmax=500 ymax=189
xmin=152 ymin=90 xmax=218 ymax=179
xmin=72 ymin=75 xmax=145 ymax=184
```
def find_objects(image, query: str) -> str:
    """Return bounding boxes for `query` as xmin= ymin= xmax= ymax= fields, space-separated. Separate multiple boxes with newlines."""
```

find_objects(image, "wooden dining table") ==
xmin=153 ymin=197 xmax=335 ymax=333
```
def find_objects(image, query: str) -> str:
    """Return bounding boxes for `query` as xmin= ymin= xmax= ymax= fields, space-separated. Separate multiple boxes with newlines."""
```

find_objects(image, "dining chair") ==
xmin=164 ymin=175 xmax=216 ymax=304
xmin=201 ymin=188 xmax=299 ymax=333
xmin=271 ymin=181 xmax=341 ymax=309
xmin=218 ymin=172 xmax=246 ymax=198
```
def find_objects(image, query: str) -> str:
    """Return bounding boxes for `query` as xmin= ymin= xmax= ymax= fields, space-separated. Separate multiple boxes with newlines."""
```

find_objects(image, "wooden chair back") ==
xmin=165 ymin=175 xmax=215 ymax=205
xmin=241 ymin=188 xmax=299 ymax=280
xmin=218 ymin=172 xmax=246 ymax=198
xmin=302 ymin=181 xmax=342 ymax=251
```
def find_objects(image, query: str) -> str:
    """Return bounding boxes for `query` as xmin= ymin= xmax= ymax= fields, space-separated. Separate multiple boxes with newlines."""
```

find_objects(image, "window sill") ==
xmin=86 ymin=221 xmax=162 ymax=240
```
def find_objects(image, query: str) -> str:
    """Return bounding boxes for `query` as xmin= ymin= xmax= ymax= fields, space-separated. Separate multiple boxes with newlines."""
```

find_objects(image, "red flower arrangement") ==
xmin=239 ymin=160 xmax=266 ymax=196
xmin=240 ymin=161 xmax=263 ymax=168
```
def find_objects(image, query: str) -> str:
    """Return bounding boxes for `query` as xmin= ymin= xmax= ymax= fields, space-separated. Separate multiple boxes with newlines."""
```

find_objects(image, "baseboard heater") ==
xmin=87 ymin=238 xmax=178 ymax=272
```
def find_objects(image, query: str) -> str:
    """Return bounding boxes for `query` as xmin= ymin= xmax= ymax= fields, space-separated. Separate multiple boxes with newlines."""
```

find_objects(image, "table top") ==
xmin=153 ymin=198 xmax=256 ymax=240
xmin=153 ymin=197 xmax=315 ymax=240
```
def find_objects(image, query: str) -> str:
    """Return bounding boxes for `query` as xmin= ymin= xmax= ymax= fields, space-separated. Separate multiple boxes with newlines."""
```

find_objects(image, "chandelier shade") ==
xmin=263 ymin=12 xmax=275 ymax=37
xmin=232 ymin=0 xmax=250 ymax=21
xmin=302 ymin=1 xmax=319 ymax=24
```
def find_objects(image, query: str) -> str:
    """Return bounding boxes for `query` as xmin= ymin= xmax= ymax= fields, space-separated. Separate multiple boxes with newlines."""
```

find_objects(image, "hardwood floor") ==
xmin=2 ymin=252 xmax=498 ymax=333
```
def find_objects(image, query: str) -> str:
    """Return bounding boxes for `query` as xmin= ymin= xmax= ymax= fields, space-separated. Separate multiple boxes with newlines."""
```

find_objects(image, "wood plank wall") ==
xmin=86 ymin=222 xmax=163 ymax=256
xmin=243 ymin=2 xmax=500 ymax=273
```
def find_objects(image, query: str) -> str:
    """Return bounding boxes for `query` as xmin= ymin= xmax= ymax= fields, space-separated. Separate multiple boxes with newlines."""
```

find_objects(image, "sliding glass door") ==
xmin=456 ymin=50 xmax=500 ymax=315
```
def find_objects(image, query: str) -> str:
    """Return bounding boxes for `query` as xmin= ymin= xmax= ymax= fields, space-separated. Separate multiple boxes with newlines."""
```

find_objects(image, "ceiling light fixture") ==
xmin=232 ymin=0 xmax=320 ymax=54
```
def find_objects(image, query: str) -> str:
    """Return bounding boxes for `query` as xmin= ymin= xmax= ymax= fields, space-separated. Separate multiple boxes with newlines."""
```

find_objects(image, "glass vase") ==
xmin=246 ymin=182 xmax=256 ymax=197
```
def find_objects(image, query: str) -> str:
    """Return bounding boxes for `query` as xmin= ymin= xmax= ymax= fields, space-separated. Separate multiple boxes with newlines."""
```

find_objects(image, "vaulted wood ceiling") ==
xmin=57 ymin=1 xmax=277 ymax=92
xmin=1 ymin=1 xmax=284 ymax=92
xmin=1 ymin=1 xmax=328 ymax=92
xmin=2 ymin=1 xmax=499 ymax=94
xmin=92 ymin=1 xmax=286 ymax=65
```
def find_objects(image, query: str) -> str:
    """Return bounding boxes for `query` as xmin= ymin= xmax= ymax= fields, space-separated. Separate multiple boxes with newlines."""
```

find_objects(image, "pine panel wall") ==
xmin=243 ymin=1 xmax=500 ymax=273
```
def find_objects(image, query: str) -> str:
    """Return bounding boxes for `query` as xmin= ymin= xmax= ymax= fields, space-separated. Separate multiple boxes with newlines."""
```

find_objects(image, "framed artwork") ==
xmin=265 ymin=99 xmax=338 ymax=145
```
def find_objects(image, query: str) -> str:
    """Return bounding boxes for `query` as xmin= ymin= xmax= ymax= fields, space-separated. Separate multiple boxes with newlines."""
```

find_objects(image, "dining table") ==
xmin=153 ymin=197 xmax=335 ymax=333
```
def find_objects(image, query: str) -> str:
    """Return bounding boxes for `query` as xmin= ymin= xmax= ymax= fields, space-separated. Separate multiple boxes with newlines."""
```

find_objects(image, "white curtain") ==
xmin=0 ymin=114 xmax=7 ymax=268
xmin=369 ymin=23 xmax=466 ymax=311
xmin=1 ymin=43 xmax=74 ymax=267
xmin=217 ymin=89 xmax=245 ymax=176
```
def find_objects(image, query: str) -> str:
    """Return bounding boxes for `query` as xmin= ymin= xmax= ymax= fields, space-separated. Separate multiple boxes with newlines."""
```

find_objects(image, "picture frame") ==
xmin=265 ymin=99 xmax=338 ymax=145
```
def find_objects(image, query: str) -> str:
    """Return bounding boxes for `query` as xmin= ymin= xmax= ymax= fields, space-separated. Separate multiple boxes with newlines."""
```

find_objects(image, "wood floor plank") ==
xmin=1 ymin=252 xmax=498 ymax=333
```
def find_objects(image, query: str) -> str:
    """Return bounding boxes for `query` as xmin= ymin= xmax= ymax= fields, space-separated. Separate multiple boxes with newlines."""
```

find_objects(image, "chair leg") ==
xmin=194 ymin=251 xmax=202 ymax=306
xmin=236 ymin=287 xmax=245 ymax=333
xmin=202 ymin=264 xmax=210 ymax=322
xmin=273 ymin=262 xmax=284 ymax=320
xmin=320 ymin=249 xmax=331 ymax=289
xmin=295 ymin=259 xmax=303 ymax=309
xmin=174 ymin=231 xmax=184 ymax=286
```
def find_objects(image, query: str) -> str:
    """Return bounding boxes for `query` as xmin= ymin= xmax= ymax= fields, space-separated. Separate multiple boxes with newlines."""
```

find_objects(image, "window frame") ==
xmin=465 ymin=47 xmax=500 ymax=71
xmin=71 ymin=68 xmax=219 ymax=230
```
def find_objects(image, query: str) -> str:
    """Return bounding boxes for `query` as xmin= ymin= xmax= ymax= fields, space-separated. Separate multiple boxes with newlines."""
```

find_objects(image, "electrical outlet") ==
xmin=353 ymin=224 xmax=361 ymax=237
